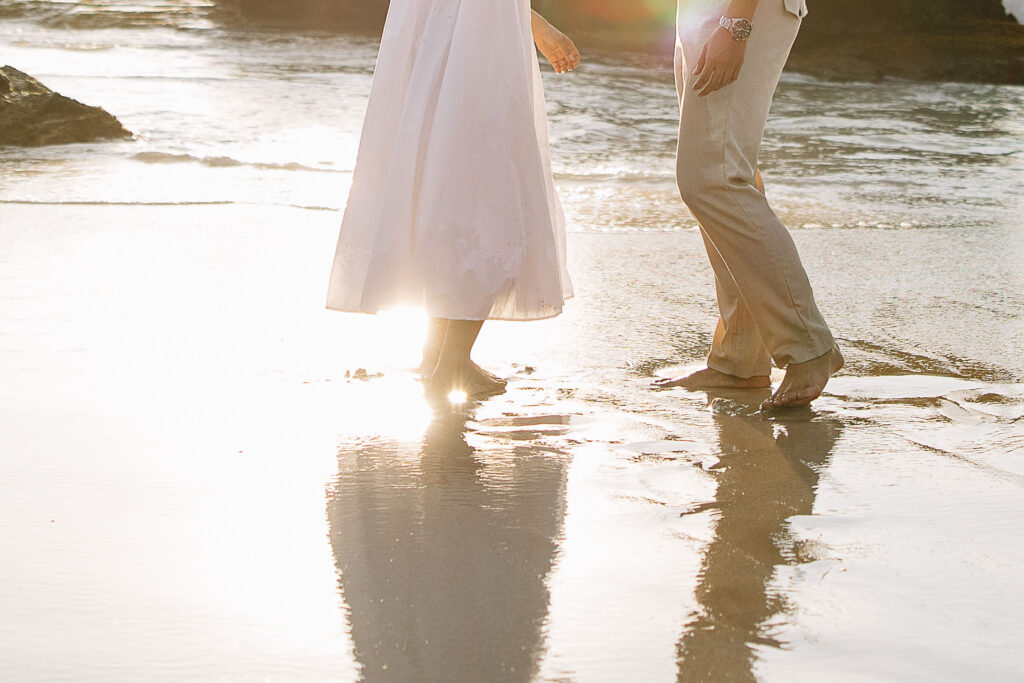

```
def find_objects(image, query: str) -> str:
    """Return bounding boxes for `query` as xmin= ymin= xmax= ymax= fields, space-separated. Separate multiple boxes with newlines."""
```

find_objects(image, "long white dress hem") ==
xmin=325 ymin=0 xmax=573 ymax=322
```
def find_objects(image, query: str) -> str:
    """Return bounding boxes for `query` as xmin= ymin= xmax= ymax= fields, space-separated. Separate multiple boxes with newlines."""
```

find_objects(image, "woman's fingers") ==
xmin=552 ymin=48 xmax=580 ymax=73
xmin=561 ymin=38 xmax=580 ymax=71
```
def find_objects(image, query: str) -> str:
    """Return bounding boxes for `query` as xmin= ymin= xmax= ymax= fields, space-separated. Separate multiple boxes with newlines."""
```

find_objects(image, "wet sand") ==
xmin=1 ymin=203 xmax=1022 ymax=681
xmin=2 ymin=4 xmax=1024 ymax=677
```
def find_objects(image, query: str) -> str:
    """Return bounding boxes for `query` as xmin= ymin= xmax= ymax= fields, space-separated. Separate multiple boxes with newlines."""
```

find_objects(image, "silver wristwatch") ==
xmin=719 ymin=16 xmax=753 ymax=41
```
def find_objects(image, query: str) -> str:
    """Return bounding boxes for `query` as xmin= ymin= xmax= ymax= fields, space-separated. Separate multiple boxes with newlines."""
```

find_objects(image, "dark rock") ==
xmin=0 ymin=66 xmax=132 ymax=147
xmin=527 ymin=0 xmax=1024 ymax=84
xmin=788 ymin=19 xmax=1024 ymax=84
xmin=232 ymin=0 xmax=387 ymax=30
xmin=533 ymin=0 xmax=1012 ymax=31
xmin=216 ymin=0 xmax=1024 ymax=84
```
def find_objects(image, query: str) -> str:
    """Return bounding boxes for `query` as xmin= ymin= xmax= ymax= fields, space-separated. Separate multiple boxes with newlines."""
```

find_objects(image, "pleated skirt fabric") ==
xmin=326 ymin=0 xmax=573 ymax=321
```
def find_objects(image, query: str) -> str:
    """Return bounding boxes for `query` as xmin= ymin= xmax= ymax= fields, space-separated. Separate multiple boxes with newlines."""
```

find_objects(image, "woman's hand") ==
xmin=692 ymin=27 xmax=747 ymax=96
xmin=531 ymin=11 xmax=581 ymax=74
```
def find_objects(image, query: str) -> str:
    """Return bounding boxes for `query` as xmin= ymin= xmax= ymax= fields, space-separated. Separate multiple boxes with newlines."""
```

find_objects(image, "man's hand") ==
xmin=692 ymin=27 xmax=747 ymax=97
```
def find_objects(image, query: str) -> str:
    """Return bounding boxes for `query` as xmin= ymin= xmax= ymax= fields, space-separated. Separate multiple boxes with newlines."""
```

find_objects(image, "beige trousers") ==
xmin=674 ymin=0 xmax=833 ymax=378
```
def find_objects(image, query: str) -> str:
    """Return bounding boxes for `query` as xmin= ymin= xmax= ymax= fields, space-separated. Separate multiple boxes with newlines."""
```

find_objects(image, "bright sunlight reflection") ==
xmin=448 ymin=390 xmax=468 ymax=404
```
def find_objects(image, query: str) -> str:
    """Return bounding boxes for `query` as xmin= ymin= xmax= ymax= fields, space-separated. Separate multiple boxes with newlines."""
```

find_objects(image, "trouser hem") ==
xmin=707 ymin=357 xmax=772 ymax=379
xmin=773 ymin=334 xmax=836 ymax=369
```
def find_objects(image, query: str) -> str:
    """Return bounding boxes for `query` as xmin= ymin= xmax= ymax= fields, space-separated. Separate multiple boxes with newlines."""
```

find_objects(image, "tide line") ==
xmin=0 ymin=199 xmax=339 ymax=212
xmin=131 ymin=151 xmax=348 ymax=174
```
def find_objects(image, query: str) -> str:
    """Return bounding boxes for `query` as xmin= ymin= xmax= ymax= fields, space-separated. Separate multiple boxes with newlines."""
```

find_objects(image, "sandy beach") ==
xmin=2 ymin=201 xmax=1023 ymax=681
xmin=2 ymin=3 xmax=1024 ymax=681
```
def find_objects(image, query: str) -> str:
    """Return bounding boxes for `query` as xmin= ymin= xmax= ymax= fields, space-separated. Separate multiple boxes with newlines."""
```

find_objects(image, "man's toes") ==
xmin=774 ymin=388 xmax=820 ymax=408
xmin=761 ymin=390 xmax=788 ymax=410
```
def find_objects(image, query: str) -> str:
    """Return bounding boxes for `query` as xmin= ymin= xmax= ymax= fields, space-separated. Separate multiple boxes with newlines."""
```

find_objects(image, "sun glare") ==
xmin=448 ymin=390 xmax=468 ymax=404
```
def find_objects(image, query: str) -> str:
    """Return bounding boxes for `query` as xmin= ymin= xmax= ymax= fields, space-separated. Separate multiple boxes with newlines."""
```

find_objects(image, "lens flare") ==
xmin=564 ymin=0 xmax=675 ymax=23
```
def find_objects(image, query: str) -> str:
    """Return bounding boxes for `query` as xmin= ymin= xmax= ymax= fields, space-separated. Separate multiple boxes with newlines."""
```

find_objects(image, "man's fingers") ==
xmin=698 ymin=60 xmax=744 ymax=96
xmin=699 ymin=70 xmax=726 ymax=97
xmin=694 ymin=44 xmax=708 ymax=77
xmin=693 ymin=45 xmax=713 ymax=91
xmin=693 ymin=68 xmax=712 ymax=93
xmin=697 ymin=69 xmax=720 ymax=96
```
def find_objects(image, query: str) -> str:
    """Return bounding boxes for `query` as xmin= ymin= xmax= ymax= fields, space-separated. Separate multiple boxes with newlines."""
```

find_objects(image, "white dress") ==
xmin=326 ymin=0 xmax=573 ymax=321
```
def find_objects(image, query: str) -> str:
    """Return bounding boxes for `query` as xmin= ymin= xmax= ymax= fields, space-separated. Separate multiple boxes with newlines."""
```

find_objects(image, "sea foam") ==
xmin=1004 ymin=0 xmax=1024 ymax=23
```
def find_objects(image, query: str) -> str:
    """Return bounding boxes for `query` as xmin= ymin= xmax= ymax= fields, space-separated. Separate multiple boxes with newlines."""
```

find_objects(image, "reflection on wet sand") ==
xmin=677 ymin=396 xmax=842 ymax=682
xmin=327 ymin=409 xmax=569 ymax=681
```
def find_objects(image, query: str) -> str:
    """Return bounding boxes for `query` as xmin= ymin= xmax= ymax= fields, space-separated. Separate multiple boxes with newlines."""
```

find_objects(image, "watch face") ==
xmin=732 ymin=19 xmax=752 ymax=40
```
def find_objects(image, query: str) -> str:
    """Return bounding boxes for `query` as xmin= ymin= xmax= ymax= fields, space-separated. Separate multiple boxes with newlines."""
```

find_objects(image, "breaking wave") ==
xmin=131 ymin=151 xmax=345 ymax=174
xmin=0 ymin=0 xmax=219 ymax=30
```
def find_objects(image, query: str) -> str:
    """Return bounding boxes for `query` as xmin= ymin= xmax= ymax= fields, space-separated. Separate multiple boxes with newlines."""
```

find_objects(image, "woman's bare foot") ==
xmin=428 ymin=358 xmax=507 ymax=401
xmin=761 ymin=346 xmax=844 ymax=411
xmin=418 ymin=318 xmax=449 ymax=378
xmin=419 ymin=359 xmax=504 ymax=389
xmin=531 ymin=11 xmax=581 ymax=74
xmin=418 ymin=356 xmax=439 ymax=379
xmin=472 ymin=361 xmax=507 ymax=387
xmin=652 ymin=367 xmax=771 ymax=390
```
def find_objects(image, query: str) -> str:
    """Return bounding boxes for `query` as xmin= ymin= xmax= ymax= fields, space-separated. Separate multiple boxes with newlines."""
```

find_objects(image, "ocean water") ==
xmin=2 ymin=3 xmax=1024 ymax=682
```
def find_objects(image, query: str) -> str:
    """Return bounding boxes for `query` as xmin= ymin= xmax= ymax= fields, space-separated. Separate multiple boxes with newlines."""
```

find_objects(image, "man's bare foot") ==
xmin=652 ymin=367 xmax=771 ymax=390
xmin=427 ymin=359 xmax=507 ymax=401
xmin=531 ymin=11 xmax=581 ymax=74
xmin=761 ymin=346 xmax=844 ymax=411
